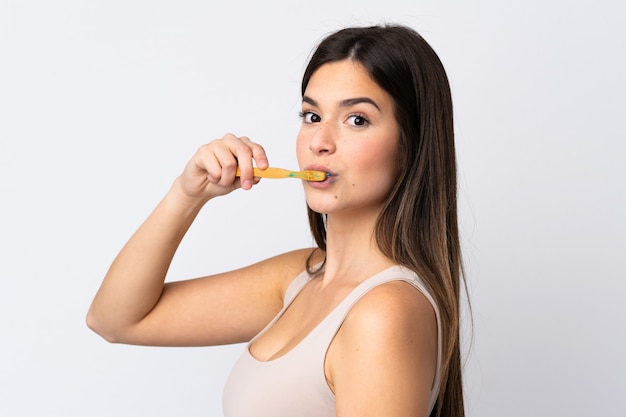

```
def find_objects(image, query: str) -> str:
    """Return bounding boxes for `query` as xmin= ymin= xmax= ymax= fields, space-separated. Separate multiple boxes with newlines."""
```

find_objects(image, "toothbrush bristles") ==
xmin=304 ymin=170 xmax=329 ymax=181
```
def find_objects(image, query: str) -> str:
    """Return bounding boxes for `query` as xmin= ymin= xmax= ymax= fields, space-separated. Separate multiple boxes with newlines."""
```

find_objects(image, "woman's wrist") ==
xmin=165 ymin=177 xmax=214 ymax=215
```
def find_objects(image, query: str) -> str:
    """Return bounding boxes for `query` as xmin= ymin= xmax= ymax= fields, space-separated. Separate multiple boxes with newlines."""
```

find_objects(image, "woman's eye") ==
xmin=347 ymin=115 xmax=369 ymax=127
xmin=300 ymin=111 xmax=321 ymax=124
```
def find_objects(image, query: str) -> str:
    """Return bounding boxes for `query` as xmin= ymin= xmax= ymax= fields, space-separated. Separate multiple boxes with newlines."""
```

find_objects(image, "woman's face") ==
xmin=297 ymin=60 xmax=400 ymax=217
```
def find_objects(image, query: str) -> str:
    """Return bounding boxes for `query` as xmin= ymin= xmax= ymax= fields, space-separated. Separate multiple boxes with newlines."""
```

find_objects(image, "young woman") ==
xmin=87 ymin=25 xmax=466 ymax=417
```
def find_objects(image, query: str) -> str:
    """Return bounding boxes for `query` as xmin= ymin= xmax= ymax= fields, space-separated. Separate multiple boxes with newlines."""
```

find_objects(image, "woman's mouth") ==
xmin=305 ymin=165 xmax=337 ymax=187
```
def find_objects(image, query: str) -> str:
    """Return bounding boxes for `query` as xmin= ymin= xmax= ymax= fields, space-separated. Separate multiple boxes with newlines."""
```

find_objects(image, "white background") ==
xmin=1 ymin=1 xmax=624 ymax=416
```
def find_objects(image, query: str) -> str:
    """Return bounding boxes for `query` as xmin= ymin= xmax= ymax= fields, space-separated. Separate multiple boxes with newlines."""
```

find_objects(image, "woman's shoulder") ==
xmin=326 ymin=273 xmax=439 ymax=413
xmin=346 ymin=277 xmax=438 ymax=336
xmin=335 ymin=270 xmax=439 ymax=363
xmin=262 ymin=247 xmax=322 ymax=269
xmin=256 ymin=247 xmax=324 ymax=295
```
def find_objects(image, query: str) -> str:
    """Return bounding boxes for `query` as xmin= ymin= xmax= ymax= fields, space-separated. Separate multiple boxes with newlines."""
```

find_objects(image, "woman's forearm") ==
xmin=87 ymin=135 xmax=268 ymax=342
xmin=86 ymin=179 xmax=208 ymax=341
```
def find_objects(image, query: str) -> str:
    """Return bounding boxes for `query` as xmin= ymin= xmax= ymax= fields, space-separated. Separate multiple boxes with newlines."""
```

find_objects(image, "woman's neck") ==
xmin=320 ymin=209 xmax=395 ymax=287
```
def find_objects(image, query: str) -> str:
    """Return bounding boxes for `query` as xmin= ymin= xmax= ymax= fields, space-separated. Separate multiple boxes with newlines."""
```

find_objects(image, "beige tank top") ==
xmin=222 ymin=265 xmax=442 ymax=417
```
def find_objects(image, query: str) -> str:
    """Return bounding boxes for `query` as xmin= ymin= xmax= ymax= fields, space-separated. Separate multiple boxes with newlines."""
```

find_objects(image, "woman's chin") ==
xmin=305 ymin=199 xmax=335 ymax=215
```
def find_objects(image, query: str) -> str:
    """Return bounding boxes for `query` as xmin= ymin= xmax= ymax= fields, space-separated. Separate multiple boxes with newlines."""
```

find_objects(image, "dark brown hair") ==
xmin=302 ymin=25 xmax=466 ymax=417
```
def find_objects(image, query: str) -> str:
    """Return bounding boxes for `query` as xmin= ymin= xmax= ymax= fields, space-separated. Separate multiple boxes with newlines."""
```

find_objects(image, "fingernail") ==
xmin=243 ymin=180 xmax=252 ymax=189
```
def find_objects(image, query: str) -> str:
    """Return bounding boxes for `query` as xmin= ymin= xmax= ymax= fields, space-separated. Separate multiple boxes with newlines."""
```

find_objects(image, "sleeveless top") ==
xmin=222 ymin=265 xmax=442 ymax=417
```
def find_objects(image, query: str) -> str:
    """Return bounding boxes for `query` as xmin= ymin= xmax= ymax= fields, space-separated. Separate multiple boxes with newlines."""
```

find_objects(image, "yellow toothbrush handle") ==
xmin=235 ymin=167 xmax=292 ymax=179
xmin=235 ymin=167 xmax=327 ymax=181
xmin=255 ymin=167 xmax=292 ymax=179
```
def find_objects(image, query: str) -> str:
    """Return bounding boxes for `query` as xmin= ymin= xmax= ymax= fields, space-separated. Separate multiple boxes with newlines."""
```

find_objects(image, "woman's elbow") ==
xmin=85 ymin=308 xmax=122 ymax=344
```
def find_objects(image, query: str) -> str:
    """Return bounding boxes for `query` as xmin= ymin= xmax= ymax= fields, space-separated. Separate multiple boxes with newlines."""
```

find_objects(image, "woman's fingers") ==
xmin=228 ymin=135 xmax=254 ymax=189
xmin=224 ymin=135 xmax=269 ymax=191
xmin=179 ymin=134 xmax=268 ymax=199
xmin=240 ymin=136 xmax=269 ymax=169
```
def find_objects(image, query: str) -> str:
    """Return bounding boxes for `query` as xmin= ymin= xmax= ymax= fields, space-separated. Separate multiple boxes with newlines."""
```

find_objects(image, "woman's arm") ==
xmin=326 ymin=281 xmax=438 ymax=417
xmin=86 ymin=134 xmax=307 ymax=346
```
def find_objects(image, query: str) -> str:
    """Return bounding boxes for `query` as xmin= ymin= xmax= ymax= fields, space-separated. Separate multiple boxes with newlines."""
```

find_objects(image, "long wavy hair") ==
xmin=302 ymin=25 xmax=466 ymax=417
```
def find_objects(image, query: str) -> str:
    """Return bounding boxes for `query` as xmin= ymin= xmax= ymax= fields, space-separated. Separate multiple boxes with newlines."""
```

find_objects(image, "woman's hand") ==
xmin=178 ymin=134 xmax=269 ymax=201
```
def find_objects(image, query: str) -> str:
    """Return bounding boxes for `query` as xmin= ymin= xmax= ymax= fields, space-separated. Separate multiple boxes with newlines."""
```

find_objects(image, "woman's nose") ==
xmin=308 ymin=123 xmax=336 ymax=154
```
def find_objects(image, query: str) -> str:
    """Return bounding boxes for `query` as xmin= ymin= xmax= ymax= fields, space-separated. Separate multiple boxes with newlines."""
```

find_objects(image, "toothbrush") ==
xmin=235 ymin=167 xmax=328 ymax=181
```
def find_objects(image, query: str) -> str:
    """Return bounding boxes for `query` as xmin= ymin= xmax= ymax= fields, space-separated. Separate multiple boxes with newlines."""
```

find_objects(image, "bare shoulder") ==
xmin=342 ymin=280 xmax=437 ymax=347
xmin=240 ymin=247 xmax=322 ymax=295
xmin=327 ymin=280 xmax=438 ymax=416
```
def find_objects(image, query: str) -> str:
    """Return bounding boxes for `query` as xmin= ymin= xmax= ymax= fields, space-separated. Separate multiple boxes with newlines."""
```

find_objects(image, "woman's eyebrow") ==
xmin=302 ymin=95 xmax=381 ymax=111
xmin=339 ymin=97 xmax=381 ymax=111
xmin=302 ymin=95 xmax=318 ymax=107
